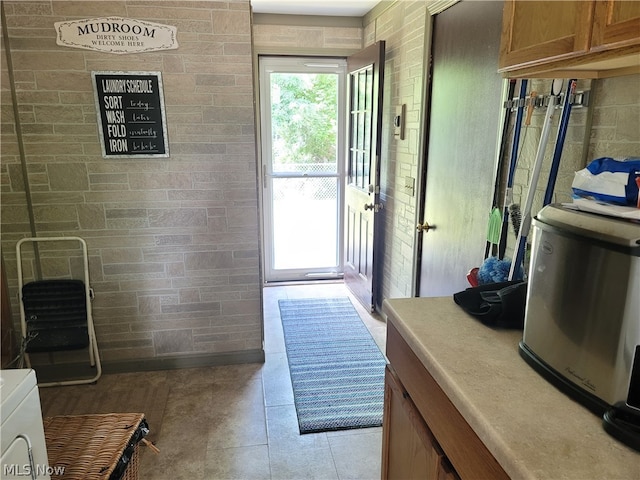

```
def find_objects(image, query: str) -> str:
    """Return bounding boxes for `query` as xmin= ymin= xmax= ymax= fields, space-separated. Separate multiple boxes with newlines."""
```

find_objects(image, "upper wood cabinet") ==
xmin=499 ymin=1 xmax=595 ymax=68
xmin=499 ymin=0 xmax=640 ymax=78
xmin=591 ymin=0 xmax=640 ymax=50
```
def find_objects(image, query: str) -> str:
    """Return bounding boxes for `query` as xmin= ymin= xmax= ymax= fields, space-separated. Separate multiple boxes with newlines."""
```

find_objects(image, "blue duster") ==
xmin=478 ymin=256 xmax=524 ymax=283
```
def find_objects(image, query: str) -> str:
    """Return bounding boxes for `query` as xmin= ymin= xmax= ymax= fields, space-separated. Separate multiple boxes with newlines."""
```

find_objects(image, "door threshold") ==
xmin=263 ymin=279 xmax=345 ymax=287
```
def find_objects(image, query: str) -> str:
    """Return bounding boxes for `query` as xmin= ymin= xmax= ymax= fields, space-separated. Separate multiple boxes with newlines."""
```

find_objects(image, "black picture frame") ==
xmin=92 ymin=71 xmax=169 ymax=158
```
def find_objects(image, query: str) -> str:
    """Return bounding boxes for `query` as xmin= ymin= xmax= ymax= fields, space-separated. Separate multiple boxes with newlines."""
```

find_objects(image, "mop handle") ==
xmin=543 ymin=79 xmax=577 ymax=206
xmin=509 ymin=93 xmax=558 ymax=281
xmin=506 ymin=80 xmax=528 ymax=196
xmin=498 ymin=79 xmax=528 ymax=259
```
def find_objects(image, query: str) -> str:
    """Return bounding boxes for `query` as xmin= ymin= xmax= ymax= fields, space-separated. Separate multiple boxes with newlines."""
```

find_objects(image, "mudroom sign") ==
xmin=92 ymin=71 xmax=169 ymax=158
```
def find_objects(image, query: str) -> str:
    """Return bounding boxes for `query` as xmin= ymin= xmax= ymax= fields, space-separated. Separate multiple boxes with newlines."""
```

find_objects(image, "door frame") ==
xmin=257 ymin=55 xmax=348 ymax=283
xmin=414 ymin=0 xmax=505 ymax=297
xmin=412 ymin=0 xmax=460 ymax=296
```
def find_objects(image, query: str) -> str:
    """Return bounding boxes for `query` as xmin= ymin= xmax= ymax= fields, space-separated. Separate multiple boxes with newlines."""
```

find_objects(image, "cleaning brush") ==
xmin=509 ymin=204 xmax=522 ymax=238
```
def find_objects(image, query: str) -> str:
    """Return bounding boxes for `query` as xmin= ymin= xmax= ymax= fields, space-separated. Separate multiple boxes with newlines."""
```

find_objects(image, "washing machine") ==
xmin=1 ymin=369 xmax=50 ymax=480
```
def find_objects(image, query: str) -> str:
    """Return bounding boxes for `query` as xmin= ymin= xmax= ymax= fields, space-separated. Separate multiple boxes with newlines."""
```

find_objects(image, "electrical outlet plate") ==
xmin=404 ymin=175 xmax=415 ymax=196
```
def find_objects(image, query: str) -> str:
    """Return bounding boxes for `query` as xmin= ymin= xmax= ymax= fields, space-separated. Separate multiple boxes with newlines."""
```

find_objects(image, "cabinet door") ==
xmin=499 ymin=0 xmax=595 ymax=70
xmin=438 ymin=457 xmax=461 ymax=480
xmin=591 ymin=0 xmax=640 ymax=50
xmin=382 ymin=366 xmax=447 ymax=480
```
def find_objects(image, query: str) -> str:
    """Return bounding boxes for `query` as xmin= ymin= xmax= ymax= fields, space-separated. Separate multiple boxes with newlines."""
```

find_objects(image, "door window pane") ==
xmin=272 ymin=177 xmax=339 ymax=270
xmin=348 ymin=66 xmax=374 ymax=190
xmin=270 ymin=72 xmax=338 ymax=175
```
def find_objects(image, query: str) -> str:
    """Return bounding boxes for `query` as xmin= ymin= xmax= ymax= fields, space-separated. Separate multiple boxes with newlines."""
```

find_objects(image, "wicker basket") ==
xmin=43 ymin=413 xmax=147 ymax=480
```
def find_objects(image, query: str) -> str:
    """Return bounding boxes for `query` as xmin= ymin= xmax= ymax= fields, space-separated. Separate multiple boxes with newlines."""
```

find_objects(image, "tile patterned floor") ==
xmin=44 ymin=282 xmax=387 ymax=480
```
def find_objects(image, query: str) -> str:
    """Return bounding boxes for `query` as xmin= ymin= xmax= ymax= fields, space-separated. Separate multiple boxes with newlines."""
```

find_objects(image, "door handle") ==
xmin=416 ymin=221 xmax=434 ymax=233
xmin=364 ymin=203 xmax=384 ymax=213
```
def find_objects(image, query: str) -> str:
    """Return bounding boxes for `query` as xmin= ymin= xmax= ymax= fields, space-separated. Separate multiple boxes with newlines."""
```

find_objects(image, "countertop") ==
xmin=382 ymin=297 xmax=639 ymax=480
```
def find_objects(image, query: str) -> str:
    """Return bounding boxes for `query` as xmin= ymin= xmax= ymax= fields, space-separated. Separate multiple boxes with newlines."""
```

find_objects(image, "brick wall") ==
xmin=252 ymin=14 xmax=363 ymax=52
xmin=364 ymin=1 xmax=429 ymax=301
xmin=588 ymin=74 xmax=640 ymax=159
xmin=1 ymin=0 xmax=263 ymax=370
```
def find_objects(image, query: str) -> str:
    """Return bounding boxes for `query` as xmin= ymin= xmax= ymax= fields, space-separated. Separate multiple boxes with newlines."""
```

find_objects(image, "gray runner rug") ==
xmin=278 ymin=297 xmax=387 ymax=434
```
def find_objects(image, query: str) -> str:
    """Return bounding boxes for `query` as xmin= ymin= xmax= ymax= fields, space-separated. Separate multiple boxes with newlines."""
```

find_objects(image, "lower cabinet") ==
xmin=382 ymin=365 xmax=460 ymax=480
xmin=381 ymin=322 xmax=509 ymax=480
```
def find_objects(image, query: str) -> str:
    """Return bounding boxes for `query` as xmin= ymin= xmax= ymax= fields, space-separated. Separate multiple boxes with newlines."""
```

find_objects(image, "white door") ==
xmin=259 ymin=57 xmax=347 ymax=282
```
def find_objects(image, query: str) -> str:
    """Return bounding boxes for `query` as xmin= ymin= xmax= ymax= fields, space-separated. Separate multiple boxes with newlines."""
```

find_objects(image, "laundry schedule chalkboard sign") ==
xmin=92 ymin=71 xmax=169 ymax=158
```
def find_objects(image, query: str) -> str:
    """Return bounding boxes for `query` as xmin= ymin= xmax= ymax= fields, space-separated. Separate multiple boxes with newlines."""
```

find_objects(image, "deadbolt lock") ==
xmin=364 ymin=203 xmax=384 ymax=213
